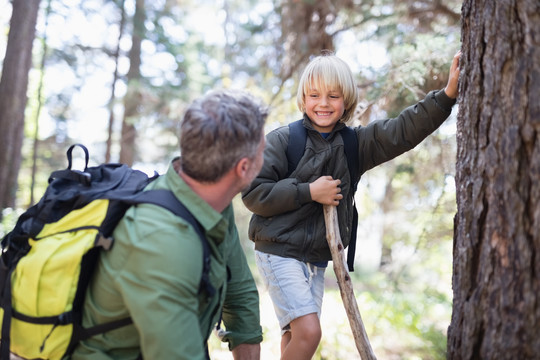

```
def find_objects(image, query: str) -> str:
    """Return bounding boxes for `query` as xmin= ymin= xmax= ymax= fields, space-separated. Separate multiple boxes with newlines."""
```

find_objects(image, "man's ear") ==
xmin=235 ymin=157 xmax=250 ymax=178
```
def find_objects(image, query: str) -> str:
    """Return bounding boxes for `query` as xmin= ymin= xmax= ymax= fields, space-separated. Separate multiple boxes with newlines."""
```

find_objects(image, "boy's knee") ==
xmin=304 ymin=325 xmax=322 ymax=344
xmin=291 ymin=314 xmax=322 ymax=343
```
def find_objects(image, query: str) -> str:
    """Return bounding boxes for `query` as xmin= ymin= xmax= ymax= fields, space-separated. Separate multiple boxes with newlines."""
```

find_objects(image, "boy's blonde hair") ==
xmin=296 ymin=53 xmax=358 ymax=124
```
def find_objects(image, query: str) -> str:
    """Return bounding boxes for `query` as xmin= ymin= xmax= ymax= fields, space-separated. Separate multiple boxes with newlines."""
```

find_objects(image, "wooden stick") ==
xmin=323 ymin=204 xmax=377 ymax=360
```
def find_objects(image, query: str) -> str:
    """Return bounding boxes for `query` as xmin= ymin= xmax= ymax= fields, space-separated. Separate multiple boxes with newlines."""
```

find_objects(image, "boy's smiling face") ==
xmin=304 ymin=83 xmax=345 ymax=133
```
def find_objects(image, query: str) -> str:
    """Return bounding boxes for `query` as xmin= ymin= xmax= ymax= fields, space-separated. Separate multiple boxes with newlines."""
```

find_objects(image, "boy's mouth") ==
xmin=316 ymin=111 xmax=332 ymax=116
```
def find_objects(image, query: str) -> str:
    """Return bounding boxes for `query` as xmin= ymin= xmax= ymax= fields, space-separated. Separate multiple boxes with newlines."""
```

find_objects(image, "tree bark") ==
xmin=0 ymin=0 xmax=41 ymax=214
xmin=448 ymin=0 xmax=540 ymax=359
xmin=119 ymin=0 xmax=145 ymax=166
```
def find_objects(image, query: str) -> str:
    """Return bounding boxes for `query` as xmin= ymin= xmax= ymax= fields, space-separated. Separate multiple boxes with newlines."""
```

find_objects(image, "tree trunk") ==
xmin=279 ymin=1 xmax=335 ymax=83
xmin=448 ymin=1 xmax=540 ymax=359
xmin=105 ymin=0 xmax=126 ymax=164
xmin=0 ymin=0 xmax=41 ymax=215
xmin=119 ymin=0 xmax=145 ymax=166
xmin=30 ymin=0 xmax=52 ymax=207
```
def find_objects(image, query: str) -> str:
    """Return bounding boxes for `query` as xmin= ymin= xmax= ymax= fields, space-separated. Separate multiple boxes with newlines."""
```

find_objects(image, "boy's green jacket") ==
xmin=70 ymin=160 xmax=262 ymax=360
xmin=242 ymin=89 xmax=456 ymax=264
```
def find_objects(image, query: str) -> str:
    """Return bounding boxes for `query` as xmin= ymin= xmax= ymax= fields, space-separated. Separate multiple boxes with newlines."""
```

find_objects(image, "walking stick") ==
xmin=323 ymin=205 xmax=377 ymax=360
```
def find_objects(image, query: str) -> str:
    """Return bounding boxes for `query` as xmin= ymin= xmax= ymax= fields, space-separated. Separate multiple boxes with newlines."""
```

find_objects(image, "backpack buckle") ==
xmin=95 ymin=235 xmax=114 ymax=250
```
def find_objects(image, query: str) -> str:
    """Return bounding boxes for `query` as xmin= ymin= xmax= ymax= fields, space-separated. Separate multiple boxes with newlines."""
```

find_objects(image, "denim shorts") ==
xmin=255 ymin=250 xmax=326 ymax=334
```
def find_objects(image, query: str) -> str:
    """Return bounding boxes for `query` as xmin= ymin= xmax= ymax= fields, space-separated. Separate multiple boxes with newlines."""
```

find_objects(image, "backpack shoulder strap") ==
xmin=338 ymin=126 xmax=359 ymax=191
xmin=130 ymin=190 xmax=215 ymax=297
xmin=337 ymin=126 xmax=360 ymax=272
xmin=285 ymin=119 xmax=307 ymax=178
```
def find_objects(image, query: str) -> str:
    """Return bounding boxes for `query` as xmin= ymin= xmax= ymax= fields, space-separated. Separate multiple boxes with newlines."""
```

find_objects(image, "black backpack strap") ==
xmin=127 ymin=190 xmax=215 ymax=360
xmin=49 ymin=144 xmax=92 ymax=186
xmin=66 ymin=316 xmax=134 ymax=356
xmin=0 ymin=266 xmax=15 ymax=360
xmin=338 ymin=127 xmax=360 ymax=272
xmin=339 ymin=126 xmax=359 ymax=191
xmin=285 ymin=120 xmax=307 ymax=178
xmin=132 ymin=189 xmax=215 ymax=297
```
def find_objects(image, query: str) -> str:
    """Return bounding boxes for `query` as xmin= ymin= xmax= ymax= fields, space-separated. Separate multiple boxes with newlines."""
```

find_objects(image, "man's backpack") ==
xmin=0 ymin=144 xmax=214 ymax=360
xmin=286 ymin=119 xmax=360 ymax=271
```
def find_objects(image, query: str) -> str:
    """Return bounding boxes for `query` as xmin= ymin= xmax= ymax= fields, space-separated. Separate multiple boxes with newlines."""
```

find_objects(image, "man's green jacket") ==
xmin=71 ymin=159 xmax=262 ymax=360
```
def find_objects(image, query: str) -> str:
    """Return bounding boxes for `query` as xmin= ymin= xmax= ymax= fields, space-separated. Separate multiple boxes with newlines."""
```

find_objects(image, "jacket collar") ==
xmin=301 ymin=114 xmax=347 ymax=136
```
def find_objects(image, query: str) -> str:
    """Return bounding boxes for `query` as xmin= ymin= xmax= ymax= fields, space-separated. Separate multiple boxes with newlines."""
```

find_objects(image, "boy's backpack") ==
xmin=286 ymin=119 xmax=359 ymax=271
xmin=0 ymin=144 xmax=214 ymax=360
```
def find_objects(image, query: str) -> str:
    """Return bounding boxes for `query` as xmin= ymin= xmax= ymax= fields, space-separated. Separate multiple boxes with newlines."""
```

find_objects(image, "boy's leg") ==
xmin=255 ymin=251 xmax=326 ymax=359
xmin=281 ymin=313 xmax=321 ymax=360
xmin=280 ymin=331 xmax=291 ymax=354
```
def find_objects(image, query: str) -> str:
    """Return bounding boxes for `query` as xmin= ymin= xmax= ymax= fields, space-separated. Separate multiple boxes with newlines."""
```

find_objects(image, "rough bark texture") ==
xmin=0 ymin=0 xmax=41 ymax=213
xmin=448 ymin=0 xmax=540 ymax=359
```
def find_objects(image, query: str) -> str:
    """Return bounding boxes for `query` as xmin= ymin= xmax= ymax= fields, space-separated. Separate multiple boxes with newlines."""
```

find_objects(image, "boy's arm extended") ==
xmin=358 ymin=51 xmax=461 ymax=171
xmin=358 ymin=88 xmax=457 ymax=172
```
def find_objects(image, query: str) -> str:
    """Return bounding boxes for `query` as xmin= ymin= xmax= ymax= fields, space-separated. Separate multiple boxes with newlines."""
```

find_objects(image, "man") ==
xmin=71 ymin=90 xmax=268 ymax=359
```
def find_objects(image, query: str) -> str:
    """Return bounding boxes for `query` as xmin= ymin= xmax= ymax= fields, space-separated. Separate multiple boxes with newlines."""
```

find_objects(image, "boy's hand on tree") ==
xmin=310 ymin=176 xmax=343 ymax=205
xmin=444 ymin=50 xmax=461 ymax=99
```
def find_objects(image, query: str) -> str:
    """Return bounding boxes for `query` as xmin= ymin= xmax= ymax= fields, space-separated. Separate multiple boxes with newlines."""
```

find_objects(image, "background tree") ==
xmin=448 ymin=0 xmax=540 ymax=358
xmin=29 ymin=0 xmax=53 ymax=206
xmin=0 ymin=0 xmax=41 ymax=217
xmin=119 ymin=0 xmax=144 ymax=166
xmin=105 ymin=0 xmax=126 ymax=163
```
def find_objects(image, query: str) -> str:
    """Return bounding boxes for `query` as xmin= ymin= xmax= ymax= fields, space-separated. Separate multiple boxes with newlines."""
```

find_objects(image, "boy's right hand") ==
xmin=310 ymin=176 xmax=343 ymax=206
xmin=444 ymin=50 xmax=461 ymax=99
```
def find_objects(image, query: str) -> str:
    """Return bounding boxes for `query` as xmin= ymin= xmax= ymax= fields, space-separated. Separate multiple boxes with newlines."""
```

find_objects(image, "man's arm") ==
xmin=116 ymin=207 xmax=208 ymax=359
xmin=218 ymin=206 xmax=263 ymax=352
xmin=232 ymin=343 xmax=261 ymax=360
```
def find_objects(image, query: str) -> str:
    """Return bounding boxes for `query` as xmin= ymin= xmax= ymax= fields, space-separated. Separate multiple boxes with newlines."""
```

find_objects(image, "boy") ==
xmin=242 ymin=51 xmax=460 ymax=359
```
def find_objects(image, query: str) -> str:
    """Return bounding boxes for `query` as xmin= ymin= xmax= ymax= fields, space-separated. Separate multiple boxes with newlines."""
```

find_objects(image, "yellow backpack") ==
xmin=0 ymin=144 xmax=213 ymax=360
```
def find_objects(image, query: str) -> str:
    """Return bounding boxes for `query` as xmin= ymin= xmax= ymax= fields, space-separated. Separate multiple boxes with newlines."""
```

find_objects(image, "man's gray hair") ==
xmin=179 ymin=89 xmax=268 ymax=182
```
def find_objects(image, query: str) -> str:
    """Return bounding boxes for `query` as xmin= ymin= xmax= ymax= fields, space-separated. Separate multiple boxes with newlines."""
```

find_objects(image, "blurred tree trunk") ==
xmin=448 ymin=1 xmax=540 ymax=359
xmin=119 ymin=0 xmax=145 ymax=166
xmin=29 ymin=0 xmax=52 ymax=207
xmin=105 ymin=0 xmax=126 ymax=164
xmin=0 ymin=0 xmax=41 ymax=216
xmin=278 ymin=0 xmax=337 ymax=86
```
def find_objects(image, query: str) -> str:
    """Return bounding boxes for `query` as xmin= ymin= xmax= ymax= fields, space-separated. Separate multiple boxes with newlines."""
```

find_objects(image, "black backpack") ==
xmin=0 ymin=144 xmax=214 ymax=360
xmin=286 ymin=119 xmax=360 ymax=271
